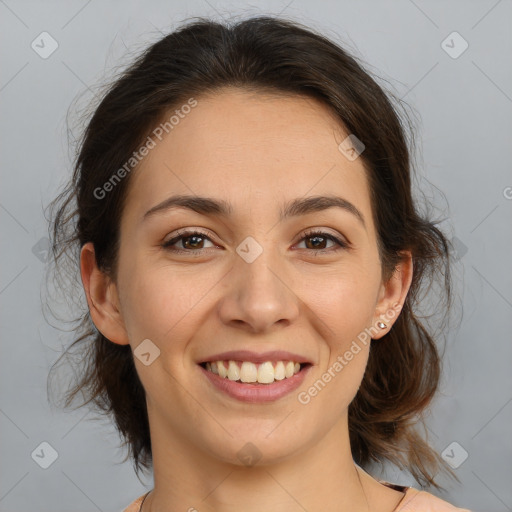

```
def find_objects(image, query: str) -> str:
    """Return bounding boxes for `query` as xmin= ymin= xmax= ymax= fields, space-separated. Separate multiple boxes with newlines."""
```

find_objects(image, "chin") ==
xmin=199 ymin=422 xmax=311 ymax=468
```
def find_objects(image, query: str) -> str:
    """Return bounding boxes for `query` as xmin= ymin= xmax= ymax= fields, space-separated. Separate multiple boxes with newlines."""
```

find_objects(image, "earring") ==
xmin=377 ymin=321 xmax=387 ymax=329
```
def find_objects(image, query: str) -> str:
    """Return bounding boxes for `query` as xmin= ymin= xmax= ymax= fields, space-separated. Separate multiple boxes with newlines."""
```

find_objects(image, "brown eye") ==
xmin=181 ymin=234 xmax=206 ymax=249
xmin=303 ymin=234 xmax=332 ymax=250
xmin=162 ymin=230 xmax=215 ymax=252
xmin=296 ymin=230 xmax=348 ymax=253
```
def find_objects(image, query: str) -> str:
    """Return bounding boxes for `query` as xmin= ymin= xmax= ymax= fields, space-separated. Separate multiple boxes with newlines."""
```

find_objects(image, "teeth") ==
xmin=285 ymin=361 xmax=295 ymax=378
xmin=227 ymin=361 xmax=240 ymax=381
xmin=204 ymin=360 xmax=304 ymax=384
xmin=274 ymin=361 xmax=285 ymax=380
xmin=257 ymin=361 xmax=274 ymax=384
xmin=217 ymin=361 xmax=228 ymax=378
xmin=240 ymin=361 xmax=258 ymax=383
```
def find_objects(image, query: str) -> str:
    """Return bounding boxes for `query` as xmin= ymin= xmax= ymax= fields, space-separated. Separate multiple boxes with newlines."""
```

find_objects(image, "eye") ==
xmin=161 ymin=229 xmax=217 ymax=253
xmin=294 ymin=229 xmax=349 ymax=254
xmin=161 ymin=228 xmax=349 ymax=255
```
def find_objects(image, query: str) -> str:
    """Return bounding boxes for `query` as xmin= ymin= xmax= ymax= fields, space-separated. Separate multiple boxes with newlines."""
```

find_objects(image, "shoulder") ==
xmin=122 ymin=492 xmax=148 ymax=512
xmin=121 ymin=488 xmax=473 ymax=512
xmin=395 ymin=487 xmax=472 ymax=511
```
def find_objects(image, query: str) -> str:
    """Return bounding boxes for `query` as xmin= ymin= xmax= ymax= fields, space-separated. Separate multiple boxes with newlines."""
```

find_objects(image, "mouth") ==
xmin=198 ymin=360 xmax=313 ymax=385
xmin=196 ymin=350 xmax=314 ymax=402
xmin=197 ymin=359 xmax=313 ymax=403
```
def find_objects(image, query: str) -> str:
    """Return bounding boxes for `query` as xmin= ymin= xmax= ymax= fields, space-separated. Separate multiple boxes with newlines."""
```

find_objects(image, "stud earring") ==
xmin=377 ymin=321 xmax=387 ymax=329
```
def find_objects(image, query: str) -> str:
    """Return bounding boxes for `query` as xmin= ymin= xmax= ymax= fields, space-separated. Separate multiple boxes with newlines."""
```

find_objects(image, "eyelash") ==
xmin=161 ymin=229 xmax=349 ymax=255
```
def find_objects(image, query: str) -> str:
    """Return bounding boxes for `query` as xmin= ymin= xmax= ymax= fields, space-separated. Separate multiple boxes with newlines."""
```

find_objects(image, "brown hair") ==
xmin=47 ymin=15 xmax=455 ymax=489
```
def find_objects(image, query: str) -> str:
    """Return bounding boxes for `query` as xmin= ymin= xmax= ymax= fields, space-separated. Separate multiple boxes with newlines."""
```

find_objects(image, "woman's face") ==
xmin=88 ymin=88 xmax=408 ymax=465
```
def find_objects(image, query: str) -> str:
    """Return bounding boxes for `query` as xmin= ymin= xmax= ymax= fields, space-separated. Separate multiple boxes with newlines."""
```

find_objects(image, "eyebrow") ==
xmin=143 ymin=194 xmax=366 ymax=227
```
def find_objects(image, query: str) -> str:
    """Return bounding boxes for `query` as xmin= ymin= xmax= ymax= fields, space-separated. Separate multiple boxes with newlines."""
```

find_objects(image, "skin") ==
xmin=81 ymin=88 xmax=413 ymax=512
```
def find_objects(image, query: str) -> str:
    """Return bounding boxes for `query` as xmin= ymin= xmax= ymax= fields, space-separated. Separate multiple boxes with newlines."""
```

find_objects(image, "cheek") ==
xmin=117 ymin=261 xmax=205 ymax=347
xmin=298 ymin=265 xmax=378 ymax=404
xmin=300 ymin=265 xmax=380 ymax=341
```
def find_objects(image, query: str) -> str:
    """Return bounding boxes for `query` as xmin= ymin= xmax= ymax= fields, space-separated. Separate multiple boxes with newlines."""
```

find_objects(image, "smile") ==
xmin=198 ymin=360 xmax=312 ymax=403
xmin=200 ymin=360 xmax=309 ymax=384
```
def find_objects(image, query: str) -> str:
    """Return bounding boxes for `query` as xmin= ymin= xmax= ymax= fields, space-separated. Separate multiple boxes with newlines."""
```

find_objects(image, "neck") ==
xmin=142 ymin=410 xmax=370 ymax=512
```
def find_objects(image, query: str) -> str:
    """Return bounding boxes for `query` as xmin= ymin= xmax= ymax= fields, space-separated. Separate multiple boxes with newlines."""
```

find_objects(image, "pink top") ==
xmin=122 ymin=482 xmax=472 ymax=511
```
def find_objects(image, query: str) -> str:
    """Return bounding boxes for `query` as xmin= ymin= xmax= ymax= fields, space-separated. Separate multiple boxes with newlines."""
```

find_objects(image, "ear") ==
xmin=80 ymin=242 xmax=129 ymax=345
xmin=371 ymin=251 xmax=413 ymax=340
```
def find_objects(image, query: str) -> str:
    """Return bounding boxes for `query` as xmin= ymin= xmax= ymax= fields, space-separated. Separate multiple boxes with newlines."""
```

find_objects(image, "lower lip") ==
xmin=198 ymin=364 xmax=312 ymax=403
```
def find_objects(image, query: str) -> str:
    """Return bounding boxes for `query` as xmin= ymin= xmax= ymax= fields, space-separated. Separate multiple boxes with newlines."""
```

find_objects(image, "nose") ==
xmin=217 ymin=247 xmax=300 ymax=333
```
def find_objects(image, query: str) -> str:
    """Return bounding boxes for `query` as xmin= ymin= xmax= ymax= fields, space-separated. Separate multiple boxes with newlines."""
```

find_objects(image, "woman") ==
xmin=48 ymin=15 xmax=472 ymax=512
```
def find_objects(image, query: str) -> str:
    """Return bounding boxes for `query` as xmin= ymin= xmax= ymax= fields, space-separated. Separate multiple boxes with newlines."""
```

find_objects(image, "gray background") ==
xmin=1 ymin=1 xmax=511 ymax=511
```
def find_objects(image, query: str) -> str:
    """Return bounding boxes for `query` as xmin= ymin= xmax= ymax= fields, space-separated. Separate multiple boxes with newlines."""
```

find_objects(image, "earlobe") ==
xmin=80 ymin=242 xmax=130 ymax=345
xmin=372 ymin=251 xmax=413 ymax=340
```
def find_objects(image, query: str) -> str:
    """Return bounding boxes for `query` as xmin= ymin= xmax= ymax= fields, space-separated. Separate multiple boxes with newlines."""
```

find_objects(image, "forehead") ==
xmin=123 ymin=88 xmax=373 ymax=226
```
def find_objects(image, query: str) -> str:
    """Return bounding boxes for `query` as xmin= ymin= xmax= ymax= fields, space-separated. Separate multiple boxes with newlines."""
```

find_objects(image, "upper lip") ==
xmin=198 ymin=350 xmax=313 ymax=365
